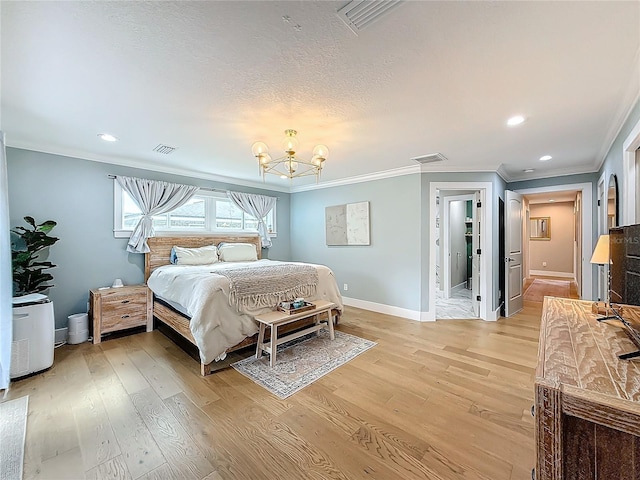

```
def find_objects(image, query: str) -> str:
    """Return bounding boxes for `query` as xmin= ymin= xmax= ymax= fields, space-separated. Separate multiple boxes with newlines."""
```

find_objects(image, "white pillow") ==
xmin=217 ymin=242 xmax=258 ymax=262
xmin=172 ymin=244 xmax=218 ymax=265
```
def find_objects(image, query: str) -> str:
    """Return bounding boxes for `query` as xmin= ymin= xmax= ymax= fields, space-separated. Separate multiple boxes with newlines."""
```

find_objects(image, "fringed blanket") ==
xmin=215 ymin=263 xmax=318 ymax=313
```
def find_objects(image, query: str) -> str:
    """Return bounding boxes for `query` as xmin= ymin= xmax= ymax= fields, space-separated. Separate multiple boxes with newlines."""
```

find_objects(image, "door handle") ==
xmin=505 ymin=257 xmax=516 ymax=263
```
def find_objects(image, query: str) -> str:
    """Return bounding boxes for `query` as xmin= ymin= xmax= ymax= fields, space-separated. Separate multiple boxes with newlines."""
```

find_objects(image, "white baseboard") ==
xmin=341 ymin=296 xmax=504 ymax=322
xmin=530 ymin=270 xmax=574 ymax=279
xmin=342 ymin=296 xmax=434 ymax=322
xmin=486 ymin=306 xmax=500 ymax=321
xmin=451 ymin=282 xmax=468 ymax=293
xmin=55 ymin=327 xmax=68 ymax=344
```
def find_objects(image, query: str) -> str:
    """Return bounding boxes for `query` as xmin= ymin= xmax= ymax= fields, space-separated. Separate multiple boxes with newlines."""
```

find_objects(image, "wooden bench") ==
xmin=254 ymin=300 xmax=336 ymax=367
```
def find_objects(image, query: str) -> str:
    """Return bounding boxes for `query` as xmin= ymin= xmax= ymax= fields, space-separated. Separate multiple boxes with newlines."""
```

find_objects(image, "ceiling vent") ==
xmin=411 ymin=153 xmax=447 ymax=164
xmin=337 ymin=1 xmax=403 ymax=35
xmin=153 ymin=144 xmax=176 ymax=155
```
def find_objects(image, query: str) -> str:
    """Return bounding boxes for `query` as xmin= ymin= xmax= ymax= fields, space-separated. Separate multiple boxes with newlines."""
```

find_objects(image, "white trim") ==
xmin=289 ymin=165 xmax=420 ymax=193
xmin=8 ymin=141 xmax=291 ymax=193
xmin=55 ymin=328 xmax=68 ymax=344
xmin=486 ymin=307 xmax=500 ymax=322
xmin=623 ymin=113 xmax=640 ymax=225
xmin=529 ymin=270 xmax=575 ymax=279
xmin=342 ymin=296 xmax=428 ymax=322
xmin=500 ymin=164 xmax=598 ymax=183
xmin=429 ymin=181 xmax=493 ymax=321
xmin=596 ymin=47 xmax=640 ymax=172
xmin=451 ymin=282 xmax=468 ymax=293
xmin=515 ymin=182 xmax=593 ymax=300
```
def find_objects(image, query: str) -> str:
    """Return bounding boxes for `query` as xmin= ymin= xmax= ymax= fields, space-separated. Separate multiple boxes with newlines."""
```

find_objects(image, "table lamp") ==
xmin=590 ymin=234 xmax=617 ymax=321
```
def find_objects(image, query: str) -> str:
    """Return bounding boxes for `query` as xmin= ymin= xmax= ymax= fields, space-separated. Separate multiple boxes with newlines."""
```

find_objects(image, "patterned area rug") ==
xmin=232 ymin=330 xmax=376 ymax=399
xmin=0 ymin=395 xmax=29 ymax=480
xmin=524 ymin=278 xmax=571 ymax=302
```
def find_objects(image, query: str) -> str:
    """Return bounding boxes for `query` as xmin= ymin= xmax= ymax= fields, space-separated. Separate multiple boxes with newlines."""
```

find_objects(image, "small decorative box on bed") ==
xmin=144 ymin=234 xmax=344 ymax=376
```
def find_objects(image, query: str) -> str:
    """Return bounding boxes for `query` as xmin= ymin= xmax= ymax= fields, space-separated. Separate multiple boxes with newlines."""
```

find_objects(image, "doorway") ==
xmin=437 ymin=193 xmax=477 ymax=319
xmin=428 ymin=181 xmax=494 ymax=321
xmin=515 ymin=183 xmax=593 ymax=301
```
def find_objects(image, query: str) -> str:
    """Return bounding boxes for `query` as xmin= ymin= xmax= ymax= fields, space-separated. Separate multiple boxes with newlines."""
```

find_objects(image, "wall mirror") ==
xmin=608 ymin=174 xmax=618 ymax=229
xmin=530 ymin=217 xmax=551 ymax=240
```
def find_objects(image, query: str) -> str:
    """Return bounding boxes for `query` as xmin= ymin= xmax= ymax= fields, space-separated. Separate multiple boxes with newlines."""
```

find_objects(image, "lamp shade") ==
xmin=590 ymin=234 xmax=610 ymax=265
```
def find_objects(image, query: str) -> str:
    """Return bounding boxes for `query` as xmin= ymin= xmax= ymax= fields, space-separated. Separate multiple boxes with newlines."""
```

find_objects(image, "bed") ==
xmin=144 ymin=235 xmax=343 ymax=375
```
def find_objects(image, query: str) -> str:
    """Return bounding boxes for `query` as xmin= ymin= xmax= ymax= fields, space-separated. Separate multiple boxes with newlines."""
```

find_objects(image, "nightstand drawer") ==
xmin=101 ymin=293 xmax=147 ymax=313
xmin=101 ymin=309 xmax=147 ymax=333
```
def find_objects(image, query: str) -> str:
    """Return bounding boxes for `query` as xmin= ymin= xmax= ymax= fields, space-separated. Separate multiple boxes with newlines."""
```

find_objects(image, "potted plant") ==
xmin=10 ymin=216 xmax=59 ymax=378
xmin=11 ymin=216 xmax=60 ymax=296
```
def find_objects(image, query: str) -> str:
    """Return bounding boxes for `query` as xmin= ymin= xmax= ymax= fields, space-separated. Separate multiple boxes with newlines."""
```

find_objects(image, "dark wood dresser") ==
xmin=535 ymin=297 xmax=640 ymax=480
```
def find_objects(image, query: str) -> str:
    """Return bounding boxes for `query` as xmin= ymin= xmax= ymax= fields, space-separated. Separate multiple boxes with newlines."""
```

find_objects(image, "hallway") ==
xmin=523 ymin=275 xmax=580 ymax=303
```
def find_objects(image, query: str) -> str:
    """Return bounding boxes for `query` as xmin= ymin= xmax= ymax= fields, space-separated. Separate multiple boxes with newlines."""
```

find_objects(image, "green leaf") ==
xmin=37 ymin=221 xmax=57 ymax=233
xmin=24 ymin=216 xmax=36 ymax=228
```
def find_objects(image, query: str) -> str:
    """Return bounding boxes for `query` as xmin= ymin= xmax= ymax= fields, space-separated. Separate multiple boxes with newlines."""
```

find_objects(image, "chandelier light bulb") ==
xmin=281 ymin=129 xmax=299 ymax=153
xmin=251 ymin=141 xmax=268 ymax=157
xmin=312 ymin=144 xmax=329 ymax=160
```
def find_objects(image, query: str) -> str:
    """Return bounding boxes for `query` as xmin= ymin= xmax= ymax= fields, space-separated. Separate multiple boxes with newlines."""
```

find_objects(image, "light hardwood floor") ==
xmin=5 ymin=295 xmax=569 ymax=480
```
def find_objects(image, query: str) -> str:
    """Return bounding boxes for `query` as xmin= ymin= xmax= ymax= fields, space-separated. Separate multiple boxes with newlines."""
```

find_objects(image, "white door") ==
xmin=505 ymin=190 xmax=524 ymax=316
xmin=471 ymin=192 xmax=481 ymax=317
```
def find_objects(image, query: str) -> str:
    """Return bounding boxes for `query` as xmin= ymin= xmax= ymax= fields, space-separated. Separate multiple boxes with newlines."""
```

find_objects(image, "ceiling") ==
xmin=2 ymin=1 xmax=639 ymax=191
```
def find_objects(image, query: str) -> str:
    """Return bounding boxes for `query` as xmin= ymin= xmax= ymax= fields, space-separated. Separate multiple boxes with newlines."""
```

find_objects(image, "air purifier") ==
xmin=11 ymin=294 xmax=55 ymax=378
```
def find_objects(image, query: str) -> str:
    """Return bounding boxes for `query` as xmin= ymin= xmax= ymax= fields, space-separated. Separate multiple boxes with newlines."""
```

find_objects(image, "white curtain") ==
xmin=0 ymin=132 xmax=12 ymax=391
xmin=227 ymin=192 xmax=276 ymax=248
xmin=116 ymin=176 xmax=199 ymax=253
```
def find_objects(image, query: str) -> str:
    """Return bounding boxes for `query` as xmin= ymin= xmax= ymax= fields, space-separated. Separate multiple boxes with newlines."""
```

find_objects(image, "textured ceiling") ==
xmin=2 ymin=1 xmax=639 ymax=190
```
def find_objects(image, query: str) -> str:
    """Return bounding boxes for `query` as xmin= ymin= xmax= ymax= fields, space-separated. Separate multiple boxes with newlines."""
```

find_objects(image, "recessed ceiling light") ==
xmin=98 ymin=133 xmax=118 ymax=142
xmin=280 ymin=175 xmax=288 ymax=179
xmin=507 ymin=115 xmax=526 ymax=126
xmin=540 ymin=155 xmax=552 ymax=161
xmin=523 ymin=168 xmax=535 ymax=173
xmin=548 ymin=199 xmax=555 ymax=202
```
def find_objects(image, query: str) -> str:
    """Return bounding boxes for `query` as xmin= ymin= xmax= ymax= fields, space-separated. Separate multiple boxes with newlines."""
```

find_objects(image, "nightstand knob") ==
xmin=121 ymin=300 xmax=130 ymax=304
xmin=121 ymin=314 xmax=130 ymax=319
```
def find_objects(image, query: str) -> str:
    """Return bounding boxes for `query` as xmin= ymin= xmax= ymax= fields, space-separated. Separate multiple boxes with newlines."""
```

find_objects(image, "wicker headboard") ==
xmin=144 ymin=234 xmax=262 ymax=281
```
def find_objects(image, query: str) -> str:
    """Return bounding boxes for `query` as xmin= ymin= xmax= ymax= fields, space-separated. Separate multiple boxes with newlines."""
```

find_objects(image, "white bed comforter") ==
xmin=147 ymin=259 xmax=343 ymax=364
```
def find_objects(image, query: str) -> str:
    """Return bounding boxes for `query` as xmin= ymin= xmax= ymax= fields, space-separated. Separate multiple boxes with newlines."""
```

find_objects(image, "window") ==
xmin=114 ymin=183 xmax=276 ymax=237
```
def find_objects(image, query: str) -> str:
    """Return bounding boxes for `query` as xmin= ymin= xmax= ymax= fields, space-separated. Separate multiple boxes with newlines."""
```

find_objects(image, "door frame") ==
xmin=623 ymin=114 xmax=640 ymax=225
xmin=429 ymin=181 xmax=493 ymax=321
xmin=442 ymin=193 xmax=474 ymax=299
xmin=515 ymin=182 xmax=593 ymax=300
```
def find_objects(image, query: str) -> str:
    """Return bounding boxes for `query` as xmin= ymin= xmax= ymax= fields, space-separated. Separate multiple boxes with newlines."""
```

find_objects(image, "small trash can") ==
xmin=68 ymin=313 xmax=89 ymax=344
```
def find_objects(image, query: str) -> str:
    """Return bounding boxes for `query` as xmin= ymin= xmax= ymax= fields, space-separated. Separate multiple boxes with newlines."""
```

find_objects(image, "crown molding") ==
xmin=595 ymin=45 xmax=640 ymax=172
xmin=6 ymin=140 xmax=291 ymax=193
xmin=8 ymin=139 xmax=605 ymax=193
xmin=289 ymin=165 xmax=420 ymax=193
xmin=505 ymin=163 xmax=598 ymax=184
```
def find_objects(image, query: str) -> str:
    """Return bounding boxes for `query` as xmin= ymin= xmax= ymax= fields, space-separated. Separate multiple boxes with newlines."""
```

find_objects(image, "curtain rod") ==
xmin=107 ymin=175 xmax=277 ymax=198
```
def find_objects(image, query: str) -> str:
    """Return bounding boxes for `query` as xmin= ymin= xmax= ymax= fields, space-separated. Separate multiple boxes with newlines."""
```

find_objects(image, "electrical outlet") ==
xmin=542 ymin=261 xmax=547 ymax=267
xmin=343 ymin=283 xmax=348 ymax=291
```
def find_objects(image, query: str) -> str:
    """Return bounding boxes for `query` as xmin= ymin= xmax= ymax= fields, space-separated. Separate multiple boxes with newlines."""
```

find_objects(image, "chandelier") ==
xmin=251 ymin=129 xmax=328 ymax=182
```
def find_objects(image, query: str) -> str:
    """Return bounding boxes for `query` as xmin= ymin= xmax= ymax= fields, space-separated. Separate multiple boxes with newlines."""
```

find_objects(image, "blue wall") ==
xmin=598 ymin=97 xmax=640 ymax=223
xmin=291 ymin=174 xmax=422 ymax=311
xmin=7 ymin=147 xmax=290 ymax=328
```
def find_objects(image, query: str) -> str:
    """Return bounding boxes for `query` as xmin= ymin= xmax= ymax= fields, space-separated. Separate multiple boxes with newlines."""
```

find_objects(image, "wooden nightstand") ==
xmin=89 ymin=285 xmax=152 ymax=344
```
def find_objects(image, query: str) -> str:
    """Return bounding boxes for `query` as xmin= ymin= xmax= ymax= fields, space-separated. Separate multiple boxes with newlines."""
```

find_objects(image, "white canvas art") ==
xmin=325 ymin=201 xmax=370 ymax=246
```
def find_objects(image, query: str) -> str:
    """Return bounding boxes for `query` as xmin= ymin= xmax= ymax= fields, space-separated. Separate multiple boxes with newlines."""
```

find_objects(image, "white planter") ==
xmin=11 ymin=296 xmax=55 ymax=378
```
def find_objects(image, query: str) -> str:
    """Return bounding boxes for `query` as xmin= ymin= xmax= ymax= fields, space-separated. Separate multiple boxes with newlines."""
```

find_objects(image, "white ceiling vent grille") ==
xmin=153 ymin=144 xmax=176 ymax=155
xmin=411 ymin=153 xmax=447 ymax=164
xmin=337 ymin=1 xmax=403 ymax=35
